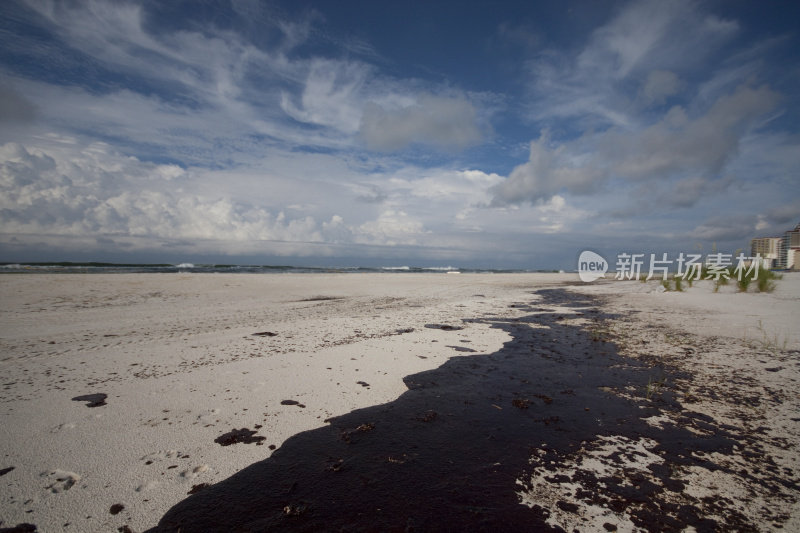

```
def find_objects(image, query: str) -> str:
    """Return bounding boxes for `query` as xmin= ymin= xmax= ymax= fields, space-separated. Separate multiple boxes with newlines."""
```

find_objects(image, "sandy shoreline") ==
xmin=0 ymin=273 xmax=798 ymax=532
xmin=533 ymin=277 xmax=800 ymax=532
xmin=0 ymin=273 xmax=568 ymax=532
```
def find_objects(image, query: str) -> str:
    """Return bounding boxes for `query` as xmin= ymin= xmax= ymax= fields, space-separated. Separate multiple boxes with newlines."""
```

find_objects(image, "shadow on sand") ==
xmin=148 ymin=289 xmax=734 ymax=532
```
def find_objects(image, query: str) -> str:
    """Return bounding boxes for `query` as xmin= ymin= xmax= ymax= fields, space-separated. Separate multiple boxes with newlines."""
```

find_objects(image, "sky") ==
xmin=0 ymin=0 xmax=798 ymax=269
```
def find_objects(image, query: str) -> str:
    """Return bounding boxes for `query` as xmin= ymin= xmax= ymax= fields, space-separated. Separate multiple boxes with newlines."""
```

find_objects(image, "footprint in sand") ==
xmin=180 ymin=464 xmax=210 ymax=480
xmin=196 ymin=408 xmax=222 ymax=426
xmin=140 ymin=450 xmax=210 ymax=484
xmin=41 ymin=469 xmax=81 ymax=493
xmin=141 ymin=449 xmax=186 ymax=465
xmin=50 ymin=422 xmax=77 ymax=433
xmin=135 ymin=480 xmax=160 ymax=492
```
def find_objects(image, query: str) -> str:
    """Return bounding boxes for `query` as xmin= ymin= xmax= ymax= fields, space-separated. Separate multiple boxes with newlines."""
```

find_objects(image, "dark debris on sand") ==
xmin=147 ymin=288 xmax=787 ymax=533
xmin=214 ymin=428 xmax=266 ymax=446
xmin=447 ymin=345 xmax=476 ymax=352
xmin=71 ymin=393 xmax=108 ymax=407
xmin=511 ymin=398 xmax=530 ymax=409
xmin=424 ymin=323 xmax=463 ymax=331
xmin=188 ymin=483 xmax=211 ymax=495
xmin=0 ymin=525 xmax=37 ymax=533
xmin=340 ymin=422 xmax=375 ymax=444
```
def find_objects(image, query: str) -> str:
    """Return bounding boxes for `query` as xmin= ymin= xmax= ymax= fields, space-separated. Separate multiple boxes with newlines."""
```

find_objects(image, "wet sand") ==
xmin=0 ymin=273 xmax=798 ymax=532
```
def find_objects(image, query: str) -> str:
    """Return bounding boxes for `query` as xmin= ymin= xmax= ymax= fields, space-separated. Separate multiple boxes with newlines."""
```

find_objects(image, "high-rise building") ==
xmin=751 ymin=221 xmax=799 ymax=270
xmin=750 ymin=237 xmax=781 ymax=268
xmin=782 ymin=222 xmax=800 ymax=270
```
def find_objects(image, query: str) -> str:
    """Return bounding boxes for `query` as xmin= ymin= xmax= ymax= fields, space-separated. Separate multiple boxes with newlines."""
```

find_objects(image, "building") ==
xmin=750 ymin=237 xmax=781 ymax=269
xmin=751 ymin=221 xmax=799 ymax=270
xmin=776 ymin=238 xmax=786 ymax=268
xmin=783 ymin=222 xmax=800 ymax=270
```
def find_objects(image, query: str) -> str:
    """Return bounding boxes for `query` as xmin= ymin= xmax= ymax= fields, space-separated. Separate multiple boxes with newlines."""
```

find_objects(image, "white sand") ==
xmin=1 ymin=272 xmax=798 ymax=532
xmin=516 ymin=273 xmax=800 ymax=532
xmin=576 ymin=273 xmax=800 ymax=349
xmin=0 ymin=273 xmax=570 ymax=532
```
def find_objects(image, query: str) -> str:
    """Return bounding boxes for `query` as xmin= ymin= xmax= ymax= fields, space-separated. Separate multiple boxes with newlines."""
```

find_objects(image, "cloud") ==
xmin=657 ymin=176 xmax=734 ymax=208
xmin=491 ymin=84 xmax=780 ymax=207
xmin=4 ymin=0 xmax=493 ymax=164
xmin=0 ymin=3 xmax=311 ymax=161
xmin=607 ymin=84 xmax=780 ymax=180
xmin=524 ymin=0 xmax=739 ymax=131
xmin=396 ymin=168 xmax=502 ymax=203
xmin=280 ymin=59 xmax=370 ymax=134
xmin=754 ymin=203 xmax=800 ymax=234
xmin=353 ymin=185 xmax=388 ymax=204
xmin=490 ymin=131 xmax=600 ymax=205
xmin=7 ymin=1 xmax=382 ymax=157
xmin=359 ymin=94 xmax=482 ymax=151
xmin=581 ymin=0 xmax=737 ymax=80
xmin=0 ymin=139 xmax=513 ymax=257
xmin=0 ymin=0 xmax=795 ymax=267
xmin=691 ymin=204 xmax=798 ymax=246
xmin=689 ymin=215 xmax=758 ymax=242
xmin=355 ymin=210 xmax=425 ymax=246
xmin=641 ymin=70 xmax=682 ymax=106
xmin=764 ymin=203 xmax=799 ymax=226
xmin=0 ymin=140 xmax=328 ymax=249
xmin=0 ymin=86 xmax=37 ymax=123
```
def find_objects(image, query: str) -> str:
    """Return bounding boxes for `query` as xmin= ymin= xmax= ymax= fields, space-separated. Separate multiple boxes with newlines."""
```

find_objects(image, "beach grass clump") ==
xmin=737 ymin=273 xmax=752 ymax=292
xmin=750 ymin=319 xmax=789 ymax=353
xmin=756 ymin=268 xmax=780 ymax=293
xmin=709 ymin=266 xmax=731 ymax=292
xmin=732 ymin=266 xmax=781 ymax=293
xmin=645 ymin=374 xmax=668 ymax=400
xmin=674 ymin=277 xmax=683 ymax=292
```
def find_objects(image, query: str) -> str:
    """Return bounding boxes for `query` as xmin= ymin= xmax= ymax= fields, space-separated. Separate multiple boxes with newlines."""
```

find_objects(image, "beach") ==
xmin=0 ymin=272 xmax=798 ymax=532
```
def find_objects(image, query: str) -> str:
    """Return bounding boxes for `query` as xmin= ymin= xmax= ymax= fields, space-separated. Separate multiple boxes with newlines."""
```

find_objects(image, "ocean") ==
xmin=0 ymin=262 xmax=557 ymax=274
